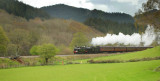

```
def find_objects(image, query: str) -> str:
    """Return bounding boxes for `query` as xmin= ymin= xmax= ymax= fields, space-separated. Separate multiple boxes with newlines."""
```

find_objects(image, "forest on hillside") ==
xmin=84 ymin=18 xmax=139 ymax=34
xmin=41 ymin=4 xmax=134 ymax=23
xmin=0 ymin=9 xmax=103 ymax=56
xmin=41 ymin=4 xmax=139 ymax=34
xmin=0 ymin=0 xmax=50 ymax=20
xmin=0 ymin=0 xmax=139 ymax=35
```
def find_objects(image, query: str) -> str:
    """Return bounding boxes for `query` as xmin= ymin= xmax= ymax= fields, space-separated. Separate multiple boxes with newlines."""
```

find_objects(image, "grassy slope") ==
xmin=0 ymin=60 xmax=160 ymax=81
xmin=74 ymin=46 xmax=160 ymax=63
xmin=95 ymin=46 xmax=160 ymax=60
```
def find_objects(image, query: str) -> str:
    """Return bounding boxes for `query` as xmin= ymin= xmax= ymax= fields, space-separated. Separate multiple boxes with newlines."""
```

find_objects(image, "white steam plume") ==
xmin=91 ymin=25 xmax=156 ymax=46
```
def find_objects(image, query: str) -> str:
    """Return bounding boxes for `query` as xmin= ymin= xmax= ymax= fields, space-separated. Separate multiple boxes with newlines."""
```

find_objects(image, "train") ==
xmin=73 ymin=46 xmax=153 ymax=54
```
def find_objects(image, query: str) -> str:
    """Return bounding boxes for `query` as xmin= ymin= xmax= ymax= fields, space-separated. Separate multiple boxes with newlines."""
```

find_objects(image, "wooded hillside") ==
xmin=41 ymin=4 xmax=138 ymax=34
xmin=0 ymin=9 xmax=103 ymax=56
xmin=0 ymin=0 xmax=50 ymax=20
xmin=84 ymin=18 xmax=138 ymax=34
xmin=41 ymin=4 xmax=134 ymax=23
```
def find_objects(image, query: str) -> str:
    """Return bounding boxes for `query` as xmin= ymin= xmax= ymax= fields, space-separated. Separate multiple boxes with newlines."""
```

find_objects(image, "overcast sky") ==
xmin=18 ymin=0 xmax=148 ymax=16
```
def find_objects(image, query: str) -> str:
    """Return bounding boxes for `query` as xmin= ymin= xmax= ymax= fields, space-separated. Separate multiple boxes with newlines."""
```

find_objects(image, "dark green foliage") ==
xmin=0 ymin=26 xmax=9 ymax=56
xmin=0 ymin=0 xmax=50 ymax=20
xmin=41 ymin=4 xmax=139 ymax=35
xmin=84 ymin=18 xmax=138 ymax=34
xmin=41 ymin=4 xmax=134 ymax=23
xmin=87 ymin=59 xmax=122 ymax=63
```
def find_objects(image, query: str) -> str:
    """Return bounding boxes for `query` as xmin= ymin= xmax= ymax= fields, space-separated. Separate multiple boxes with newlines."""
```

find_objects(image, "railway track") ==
xmin=0 ymin=52 xmax=124 ymax=59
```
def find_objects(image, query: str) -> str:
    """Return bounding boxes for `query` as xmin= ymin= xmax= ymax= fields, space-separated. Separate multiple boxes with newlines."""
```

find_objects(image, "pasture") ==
xmin=0 ymin=60 xmax=160 ymax=81
xmin=0 ymin=46 xmax=160 ymax=81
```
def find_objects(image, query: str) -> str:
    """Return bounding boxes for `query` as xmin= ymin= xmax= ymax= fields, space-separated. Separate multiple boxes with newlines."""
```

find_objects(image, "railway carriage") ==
xmin=74 ymin=46 xmax=153 ymax=54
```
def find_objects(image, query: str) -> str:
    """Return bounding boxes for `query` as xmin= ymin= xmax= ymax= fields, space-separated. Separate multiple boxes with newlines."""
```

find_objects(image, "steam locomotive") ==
xmin=74 ymin=46 xmax=153 ymax=54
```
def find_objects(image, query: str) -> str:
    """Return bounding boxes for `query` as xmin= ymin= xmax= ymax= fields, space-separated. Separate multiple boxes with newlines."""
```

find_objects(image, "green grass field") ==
xmin=0 ymin=46 xmax=160 ymax=81
xmin=0 ymin=60 xmax=160 ymax=81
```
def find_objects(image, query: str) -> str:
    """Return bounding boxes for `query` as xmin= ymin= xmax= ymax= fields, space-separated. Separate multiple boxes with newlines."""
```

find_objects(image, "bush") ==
xmin=87 ymin=59 xmax=122 ymax=63
xmin=66 ymin=61 xmax=80 ymax=64
xmin=67 ymin=61 xmax=73 ymax=64
xmin=87 ymin=59 xmax=94 ymax=63
xmin=154 ymin=66 xmax=160 ymax=72
xmin=0 ymin=58 xmax=20 ymax=69
xmin=30 ymin=45 xmax=40 ymax=55
xmin=127 ymin=59 xmax=141 ymax=62
xmin=127 ymin=56 xmax=160 ymax=62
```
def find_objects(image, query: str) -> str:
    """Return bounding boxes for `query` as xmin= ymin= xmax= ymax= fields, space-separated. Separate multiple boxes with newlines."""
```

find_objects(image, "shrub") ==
xmin=30 ymin=45 xmax=40 ymax=55
xmin=127 ymin=59 xmax=141 ymax=62
xmin=67 ymin=61 xmax=73 ymax=64
xmin=66 ymin=61 xmax=80 ymax=64
xmin=154 ymin=66 xmax=160 ymax=72
xmin=87 ymin=59 xmax=94 ymax=63
xmin=87 ymin=59 xmax=122 ymax=63
xmin=0 ymin=58 xmax=20 ymax=69
xmin=127 ymin=56 xmax=160 ymax=62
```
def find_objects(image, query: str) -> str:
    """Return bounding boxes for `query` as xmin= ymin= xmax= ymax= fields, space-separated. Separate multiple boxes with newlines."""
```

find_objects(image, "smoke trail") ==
xmin=91 ymin=25 xmax=156 ymax=46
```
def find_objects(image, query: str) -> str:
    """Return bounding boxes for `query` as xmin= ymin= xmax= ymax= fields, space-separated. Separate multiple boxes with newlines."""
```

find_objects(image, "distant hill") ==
xmin=0 ymin=0 xmax=139 ymax=35
xmin=0 ymin=0 xmax=50 ymax=20
xmin=41 ymin=4 xmax=134 ymax=23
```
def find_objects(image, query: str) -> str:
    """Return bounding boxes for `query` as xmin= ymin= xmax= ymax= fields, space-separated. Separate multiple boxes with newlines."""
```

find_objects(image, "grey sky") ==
xmin=18 ymin=0 xmax=148 ymax=16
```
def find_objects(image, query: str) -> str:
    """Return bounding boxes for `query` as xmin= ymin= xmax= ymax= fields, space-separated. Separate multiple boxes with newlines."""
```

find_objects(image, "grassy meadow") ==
xmin=0 ymin=46 xmax=160 ymax=81
xmin=0 ymin=60 xmax=160 ymax=81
